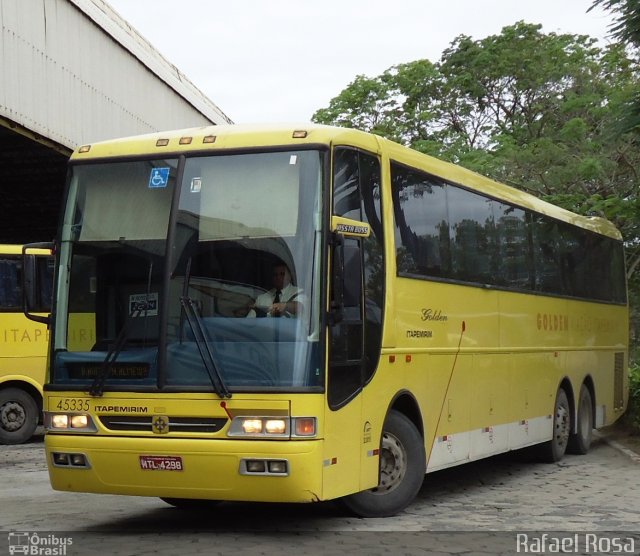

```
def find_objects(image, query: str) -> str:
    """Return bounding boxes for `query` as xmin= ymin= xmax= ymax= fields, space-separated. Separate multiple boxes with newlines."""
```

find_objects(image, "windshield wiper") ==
xmin=89 ymin=302 xmax=147 ymax=396
xmin=89 ymin=260 xmax=154 ymax=397
xmin=180 ymin=259 xmax=231 ymax=398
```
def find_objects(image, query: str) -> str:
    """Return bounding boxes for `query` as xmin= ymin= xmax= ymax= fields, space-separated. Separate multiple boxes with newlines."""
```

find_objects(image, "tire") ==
xmin=160 ymin=498 xmax=220 ymax=510
xmin=341 ymin=410 xmax=425 ymax=517
xmin=0 ymin=388 xmax=39 ymax=445
xmin=568 ymin=384 xmax=593 ymax=455
xmin=537 ymin=388 xmax=571 ymax=462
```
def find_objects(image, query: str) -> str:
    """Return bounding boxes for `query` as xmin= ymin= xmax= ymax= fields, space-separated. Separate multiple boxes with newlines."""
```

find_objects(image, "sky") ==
xmin=106 ymin=0 xmax=615 ymax=125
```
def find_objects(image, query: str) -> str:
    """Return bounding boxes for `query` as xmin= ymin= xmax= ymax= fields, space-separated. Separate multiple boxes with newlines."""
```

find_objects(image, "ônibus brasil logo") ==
xmin=8 ymin=532 xmax=73 ymax=555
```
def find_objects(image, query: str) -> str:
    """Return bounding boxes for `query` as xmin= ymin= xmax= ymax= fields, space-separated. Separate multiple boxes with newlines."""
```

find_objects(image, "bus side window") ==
xmin=328 ymin=237 xmax=364 ymax=408
xmin=0 ymin=257 xmax=21 ymax=310
xmin=329 ymin=148 xmax=367 ymax=408
xmin=343 ymin=239 xmax=363 ymax=319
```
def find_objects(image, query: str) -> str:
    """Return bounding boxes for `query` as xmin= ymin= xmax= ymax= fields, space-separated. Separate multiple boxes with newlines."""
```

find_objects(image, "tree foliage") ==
xmin=592 ymin=0 xmax=640 ymax=47
xmin=313 ymin=21 xmax=640 ymax=346
xmin=590 ymin=0 xmax=640 ymax=134
xmin=313 ymin=22 xmax=640 ymax=282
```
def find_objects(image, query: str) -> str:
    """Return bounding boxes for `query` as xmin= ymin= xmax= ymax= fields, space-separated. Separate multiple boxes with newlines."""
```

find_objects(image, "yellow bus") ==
xmin=0 ymin=244 xmax=52 ymax=444
xmin=42 ymin=125 xmax=628 ymax=516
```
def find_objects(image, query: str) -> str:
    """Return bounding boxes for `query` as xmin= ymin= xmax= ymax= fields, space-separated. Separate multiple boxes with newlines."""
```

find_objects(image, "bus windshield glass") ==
xmin=53 ymin=150 xmax=324 ymax=392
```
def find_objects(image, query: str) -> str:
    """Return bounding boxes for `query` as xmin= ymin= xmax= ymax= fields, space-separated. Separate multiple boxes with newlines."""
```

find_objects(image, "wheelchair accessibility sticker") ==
xmin=149 ymin=167 xmax=170 ymax=188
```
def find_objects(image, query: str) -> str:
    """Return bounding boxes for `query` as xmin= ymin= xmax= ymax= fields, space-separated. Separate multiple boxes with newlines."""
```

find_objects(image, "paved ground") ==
xmin=0 ymin=427 xmax=638 ymax=555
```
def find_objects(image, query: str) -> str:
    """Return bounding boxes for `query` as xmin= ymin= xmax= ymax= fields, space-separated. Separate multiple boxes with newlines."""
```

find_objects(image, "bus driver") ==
xmin=248 ymin=262 xmax=302 ymax=318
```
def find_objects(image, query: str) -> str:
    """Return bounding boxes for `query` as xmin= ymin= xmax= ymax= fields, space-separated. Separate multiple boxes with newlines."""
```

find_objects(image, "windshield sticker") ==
xmin=129 ymin=293 xmax=159 ymax=316
xmin=335 ymin=223 xmax=369 ymax=235
xmin=190 ymin=177 xmax=202 ymax=193
xmin=149 ymin=167 xmax=170 ymax=188
xmin=289 ymin=155 xmax=298 ymax=165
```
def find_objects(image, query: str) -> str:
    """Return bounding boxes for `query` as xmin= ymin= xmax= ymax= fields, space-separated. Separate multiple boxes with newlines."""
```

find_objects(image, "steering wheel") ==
xmin=253 ymin=305 xmax=269 ymax=318
xmin=253 ymin=305 xmax=292 ymax=318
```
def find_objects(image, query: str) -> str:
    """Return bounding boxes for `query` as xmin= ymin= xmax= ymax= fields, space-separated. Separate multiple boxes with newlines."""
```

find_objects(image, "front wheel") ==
xmin=0 ymin=388 xmax=39 ymax=445
xmin=341 ymin=410 xmax=425 ymax=517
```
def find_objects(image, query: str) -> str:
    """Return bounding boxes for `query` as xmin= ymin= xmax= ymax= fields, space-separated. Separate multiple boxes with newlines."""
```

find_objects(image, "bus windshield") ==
xmin=53 ymin=150 xmax=324 ymax=392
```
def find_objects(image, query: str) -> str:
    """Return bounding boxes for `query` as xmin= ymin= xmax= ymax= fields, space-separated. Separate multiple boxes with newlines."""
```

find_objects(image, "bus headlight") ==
xmin=265 ymin=419 xmax=287 ymax=434
xmin=228 ymin=417 xmax=317 ymax=438
xmin=70 ymin=415 xmax=89 ymax=428
xmin=51 ymin=414 xmax=69 ymax=429
xmin=45 ymin=412 xmax=97 ymax=433
xmin=241 ymin=419 xmax=264 ymax=434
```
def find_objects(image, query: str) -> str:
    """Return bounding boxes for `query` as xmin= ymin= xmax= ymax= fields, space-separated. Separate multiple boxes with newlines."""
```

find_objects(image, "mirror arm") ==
xmin=22 ymin=242 xmax=54 ymax=326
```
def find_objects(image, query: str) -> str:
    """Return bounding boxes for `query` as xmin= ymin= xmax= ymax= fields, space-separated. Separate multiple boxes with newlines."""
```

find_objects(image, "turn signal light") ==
xmin=294 ymin=417 xmax=316 ymax=436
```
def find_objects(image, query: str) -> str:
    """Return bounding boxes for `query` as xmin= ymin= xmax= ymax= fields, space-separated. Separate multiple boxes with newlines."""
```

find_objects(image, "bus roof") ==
xmin=71 ymin=124 xmax=622 ymax=240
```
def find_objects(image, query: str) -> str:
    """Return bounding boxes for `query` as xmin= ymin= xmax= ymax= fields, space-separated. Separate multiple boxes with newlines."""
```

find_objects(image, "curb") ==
xmin=594 ymin=430 xmax=640 ymax=463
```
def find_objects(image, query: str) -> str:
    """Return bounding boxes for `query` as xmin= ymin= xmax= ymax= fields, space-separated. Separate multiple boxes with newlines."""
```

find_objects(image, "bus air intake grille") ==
xmin=614 ymin=352 xmax=625 ymax=411
xmin=99 ymin=416 xmax=228 ymax=433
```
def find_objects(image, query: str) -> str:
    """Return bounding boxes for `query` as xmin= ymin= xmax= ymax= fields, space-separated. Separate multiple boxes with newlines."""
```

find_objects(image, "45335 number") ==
xmin=55 ymin=398 xmax=90 ymax=412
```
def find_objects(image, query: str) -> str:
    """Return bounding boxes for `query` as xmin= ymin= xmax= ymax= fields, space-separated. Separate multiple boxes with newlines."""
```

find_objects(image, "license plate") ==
xmin=139 ymin=455 xmax=183 ymax=471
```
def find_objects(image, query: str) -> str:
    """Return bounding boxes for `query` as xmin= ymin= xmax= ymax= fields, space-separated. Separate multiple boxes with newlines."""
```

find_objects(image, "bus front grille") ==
xmin=98 ymin=415 xmax=228 ymax=433
xmin=614 ymin=352 xmax=625 ymax=411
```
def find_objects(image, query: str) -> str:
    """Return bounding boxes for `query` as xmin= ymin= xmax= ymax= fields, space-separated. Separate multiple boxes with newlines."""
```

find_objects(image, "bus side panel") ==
xmin=0 ymin=313 xmax=48 ymax=386
xmin=566 ymin=302 xmax=629 ymax=424
xmin=469 ymin=354 xmax=510 ymax=459
xmin=507 ymin=352 xmax=556 ymax=447
xmin=0 ymin=313 xmax=49 ymax=359
xmin=423 ymin=353 xmax=472 ymax=471
xmin=498 ymin=290 xmax=570 ymax=353
xmin=394 ymin=278 xmax=501 ymax=467
xmin=321 ymin=393 xmax=364 ymax=500
xmin=500 ymin=290 xmax=628 ymax=428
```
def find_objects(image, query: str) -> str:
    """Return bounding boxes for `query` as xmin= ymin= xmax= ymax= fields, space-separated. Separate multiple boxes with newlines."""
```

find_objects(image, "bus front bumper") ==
xmin=45 ymin=434 xmax=324 ymax=503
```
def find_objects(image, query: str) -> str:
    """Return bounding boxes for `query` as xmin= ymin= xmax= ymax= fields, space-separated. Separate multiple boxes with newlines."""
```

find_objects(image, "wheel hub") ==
xmin=0 ymin=401 xmax=26 ymax=432
xmin=555 ymin=402 xmax=570 ymax=449
xmin=372 ymin=431 xmax=407 ymax=495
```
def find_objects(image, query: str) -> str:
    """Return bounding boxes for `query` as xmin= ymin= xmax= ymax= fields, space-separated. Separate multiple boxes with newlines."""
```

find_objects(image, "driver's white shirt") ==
xmin=248 ymin=283 xmax=303 ymax=317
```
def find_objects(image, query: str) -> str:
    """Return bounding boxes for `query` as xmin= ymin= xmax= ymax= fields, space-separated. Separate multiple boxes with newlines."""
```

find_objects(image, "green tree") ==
xmin=313 ymin=22 xmax=640 ymax=283
xmin=590 ymin=1 xmax=640 ymax=135
xmin=592 ymin=0 xmax=640 ymax=45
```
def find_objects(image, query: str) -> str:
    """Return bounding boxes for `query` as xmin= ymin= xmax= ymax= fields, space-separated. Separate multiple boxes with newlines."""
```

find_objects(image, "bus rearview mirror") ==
xmin=22 ymin=242 xmax=54 ymax=326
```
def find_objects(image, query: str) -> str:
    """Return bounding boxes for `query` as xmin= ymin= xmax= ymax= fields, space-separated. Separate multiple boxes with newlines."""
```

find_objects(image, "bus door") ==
xmin=324 ymin=235 xmax=366 ymax=499
xmin=322 ymin=146 xmax=384 ymax=499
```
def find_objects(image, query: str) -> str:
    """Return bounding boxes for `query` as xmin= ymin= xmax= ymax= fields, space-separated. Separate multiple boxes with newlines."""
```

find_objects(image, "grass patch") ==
xmin=623 ymin=363 xmax=640 ymax=432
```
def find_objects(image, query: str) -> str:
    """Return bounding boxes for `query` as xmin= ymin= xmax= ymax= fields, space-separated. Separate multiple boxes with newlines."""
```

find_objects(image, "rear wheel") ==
xmin=537 ymin=387 xmax=571 ymax=462
xmin=341 ymin=410 xmax=425 ymax=517
xmin=0 ymin=388 xmax=39 ymax=445
xmin=568 ymin=384 xmax=593 ymax=455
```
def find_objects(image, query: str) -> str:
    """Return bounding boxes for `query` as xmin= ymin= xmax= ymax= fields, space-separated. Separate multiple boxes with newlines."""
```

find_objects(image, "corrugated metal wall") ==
xmin=0 ymin=0 xmax=232 ymax=150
